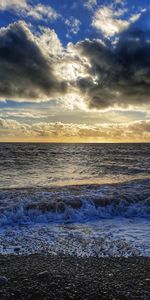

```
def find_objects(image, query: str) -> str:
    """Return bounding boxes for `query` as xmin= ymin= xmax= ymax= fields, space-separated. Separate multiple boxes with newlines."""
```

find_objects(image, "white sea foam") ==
xmin=0 ymin=218 xmax=149 ymax=257
xmin=0 ymin=179 xmax=149 ymax=226
xmin=0 ymin=179 xmax=149 ymax=257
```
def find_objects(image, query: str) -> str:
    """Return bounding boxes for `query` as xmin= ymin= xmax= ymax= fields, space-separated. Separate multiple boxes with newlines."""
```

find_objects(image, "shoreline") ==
xmin=0 ymin=254 xmax=149 ymax=299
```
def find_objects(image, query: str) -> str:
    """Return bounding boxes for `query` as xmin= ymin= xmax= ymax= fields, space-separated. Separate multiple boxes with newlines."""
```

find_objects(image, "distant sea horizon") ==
xmin=0 ymin=141 xmax=150 ymax=144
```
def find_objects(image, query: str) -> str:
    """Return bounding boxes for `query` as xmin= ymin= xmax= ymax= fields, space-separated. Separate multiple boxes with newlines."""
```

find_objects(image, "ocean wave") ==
xmin=0 ymin=179 xmax=149 ymax=226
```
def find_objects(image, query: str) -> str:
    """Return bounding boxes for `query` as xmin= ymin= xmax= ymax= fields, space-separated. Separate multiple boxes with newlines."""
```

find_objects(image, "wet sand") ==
xmin=0 ymin=254 xmax=149 ymax=299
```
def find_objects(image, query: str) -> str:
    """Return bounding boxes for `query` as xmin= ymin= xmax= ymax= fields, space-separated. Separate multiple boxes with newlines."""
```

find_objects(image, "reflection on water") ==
xmin=0 ymin=143 xmax=149 ymax=188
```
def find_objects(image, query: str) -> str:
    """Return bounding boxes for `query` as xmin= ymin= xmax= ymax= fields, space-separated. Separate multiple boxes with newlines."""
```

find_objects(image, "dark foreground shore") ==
xmin=0 ymin=255 xmax=149 ymax=300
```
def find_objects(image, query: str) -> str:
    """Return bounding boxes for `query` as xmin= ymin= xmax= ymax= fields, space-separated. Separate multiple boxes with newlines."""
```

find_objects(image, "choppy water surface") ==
xmin=0 ymin=143 xmax=150 ymax=188
xmin=0 ymin=143 xmax=149 ymax=257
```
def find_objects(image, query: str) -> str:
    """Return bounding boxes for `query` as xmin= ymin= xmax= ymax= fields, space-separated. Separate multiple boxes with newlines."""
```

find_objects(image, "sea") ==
xmin=0 ymin=143 xmax=149 ymax=257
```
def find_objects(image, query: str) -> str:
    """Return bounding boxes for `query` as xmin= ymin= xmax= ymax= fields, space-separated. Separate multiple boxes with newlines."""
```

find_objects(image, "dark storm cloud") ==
xmin=0 ymin=20 xmax=150 ymax=111
xmin=75 ymin=28 xmax=150 ymax=109
xmin=0 ymin=21 xmax=66 ymax=101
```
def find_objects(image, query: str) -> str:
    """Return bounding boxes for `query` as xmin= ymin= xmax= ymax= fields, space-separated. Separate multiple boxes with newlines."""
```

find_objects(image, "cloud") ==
xmin=37 ymin=27 xmax=63 ymax=56
xmin=0 ymin=0 xmax=27 ymax=10
xmin=0 ymin=0 xmax=60 ymax=22
xmin=0 ymin=21 xmax=66 ymax=101
xmin=84 ymin=0 xmax=97 ymax=11
xmin=0 ymin=111 xmax=47 ymax=119
xmin=0 ymin=18 xmax=150 ymax=112
xmin=92 ymin=6 xmax=141 ymax=37
xmin=65 ymin=17 xmax=81 ymax=35
xmin=26 ymin=4 xmax=60 ymax=21
xmin=0 ymin=118 xmax=149 ymax=141
xmin=72 ymin=28 xmax=150 ymax=110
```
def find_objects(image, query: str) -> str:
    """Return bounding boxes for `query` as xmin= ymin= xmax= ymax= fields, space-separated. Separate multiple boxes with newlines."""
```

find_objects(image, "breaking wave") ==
xmin=0 ymin=179 xmax=149 ymax=226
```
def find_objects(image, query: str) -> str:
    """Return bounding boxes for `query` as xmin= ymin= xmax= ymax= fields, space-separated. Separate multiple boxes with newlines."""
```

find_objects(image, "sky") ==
xmin=0 ymin=0 xmax=150 ymax=142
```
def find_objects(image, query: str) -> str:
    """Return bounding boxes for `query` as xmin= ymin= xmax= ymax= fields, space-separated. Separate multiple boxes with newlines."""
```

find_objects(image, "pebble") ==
xmin=14 ymin=247 xmax=20 ymax=252
xmin=37 ymin=270 xmax=49 ymax=279
xmin=0 ymin=276 xmax=8 ymax=287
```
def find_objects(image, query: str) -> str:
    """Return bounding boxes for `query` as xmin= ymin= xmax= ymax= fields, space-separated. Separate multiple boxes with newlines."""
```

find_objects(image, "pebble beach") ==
xmin=0 ymin=255 xmax=150 ymax=299
xmin=0 ymin=144 xmax=149 ymax=299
